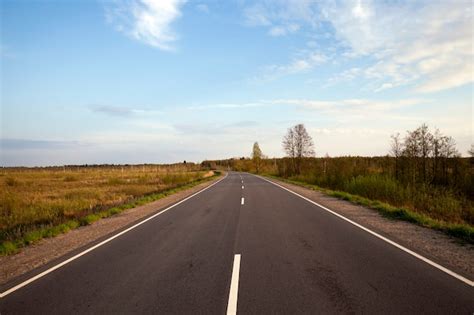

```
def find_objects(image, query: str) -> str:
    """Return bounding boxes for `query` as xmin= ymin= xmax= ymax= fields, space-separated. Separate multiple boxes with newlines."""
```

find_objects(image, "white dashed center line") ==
xmin=241 ymin=197 xmax=244 ymax=205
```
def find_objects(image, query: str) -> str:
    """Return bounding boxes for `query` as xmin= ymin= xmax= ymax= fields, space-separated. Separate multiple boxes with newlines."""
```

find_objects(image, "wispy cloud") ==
xmin=0 ymin=138 xmax=81 ymax=150
xmin=174 ymin=120 xmax=259 ymax=135
xmin=253 ymin=52 xmax=327 ymax=81
xmin=186 ymin=97 xmax=427 ymax=115
xmin=186 ymin=102 xmax=267 ymax=110
xmin=268 ymin=23 xmax=300 ymax=37
xmin=327 ymin=0 xmax=473 ymax=92
xmin=244 ymin=1 xmax=318 ymax=29
xmin=268 ymin=98 xmax=427 ymax=114
xmin=90 ymin=105 xmax=161 ymax=117
xmin=243 ymin=0 xmax=473 ymax=93
xmin=105 ymin=0 xmax=186 ymax=50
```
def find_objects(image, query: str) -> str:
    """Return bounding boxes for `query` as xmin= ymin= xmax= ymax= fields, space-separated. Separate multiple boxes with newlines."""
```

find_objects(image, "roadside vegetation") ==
xmin=0 ymin=163 xmax=219 ymax=255
xmin=203 ymin=124 xmax=473 ymax=243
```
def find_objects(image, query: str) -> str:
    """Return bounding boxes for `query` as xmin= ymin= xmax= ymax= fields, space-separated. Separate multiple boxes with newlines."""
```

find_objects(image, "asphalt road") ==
xmin=1 ymin=172 xmax=473 ymax=314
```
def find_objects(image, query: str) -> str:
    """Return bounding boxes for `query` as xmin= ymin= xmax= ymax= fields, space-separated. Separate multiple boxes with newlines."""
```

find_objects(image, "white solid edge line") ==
xmin=241 ymin=197 xmax=245 ymax=205
xmin=227 ymin=254 xmax=241 ymax=315
xmin=257 ymin=175 xmax=474 ymax=287
xmin=0 ymin=174 xmax=229 ymax=299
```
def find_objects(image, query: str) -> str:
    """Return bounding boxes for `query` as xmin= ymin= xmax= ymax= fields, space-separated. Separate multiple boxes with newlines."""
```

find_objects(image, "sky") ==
xmin=0 ymin=0 xmax=473 ymax=166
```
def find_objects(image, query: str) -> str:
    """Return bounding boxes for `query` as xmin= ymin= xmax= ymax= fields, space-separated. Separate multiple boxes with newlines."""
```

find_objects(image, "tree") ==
xmin=432 ymin=128 xmax=444 ymax=184
xmin=403 ymin=126 xmax=422 ymax=185
xmin=416 ymin=124 xmax=433 ymax=182
xmin=251 ymin=142 xmax=263 ymax=173
xmin=283 ymin=124 xmax=315 ymax=174
xmin=390 ymin=133 xmax=403 ymax=180
xmin=390 ymin=124 xmax=462 ymax=187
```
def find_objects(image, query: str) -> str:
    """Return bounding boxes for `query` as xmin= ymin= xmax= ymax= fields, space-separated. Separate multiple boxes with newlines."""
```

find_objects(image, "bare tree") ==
xmin=251 ymin=142 xmax=263 ymax=173
xmin=403 ymin=127 xmax=422 ymax=185
xmin=391 ymin=124 xmax=462 ymax=186
xmin=432 ymin=128 xmax=444 ymax=184
xmin=283 ymin=124 xmax=314 ymax=174
xmin=283 ymin=128 xmax=296 ymax=158
xmin=390 ymin=133 xmax=403 ymax=179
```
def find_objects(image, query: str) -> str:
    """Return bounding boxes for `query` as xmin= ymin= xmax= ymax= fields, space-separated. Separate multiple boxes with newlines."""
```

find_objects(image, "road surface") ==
xmin=1 ymin=172 xmax=472 ymax=314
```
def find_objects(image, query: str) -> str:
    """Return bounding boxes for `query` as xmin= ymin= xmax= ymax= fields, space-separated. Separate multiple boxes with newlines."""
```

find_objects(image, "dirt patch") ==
xmin=266 ymin=177 xmax=474 ymax=280
xmin=203 ymin=170 xmax=215 ymax=178
xmin=0 ymin=175 xmax=223 ymax=286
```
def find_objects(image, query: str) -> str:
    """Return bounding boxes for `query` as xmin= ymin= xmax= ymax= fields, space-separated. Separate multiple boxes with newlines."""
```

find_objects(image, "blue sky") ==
xmin=1 ymin=0 xmax=472 ymax=166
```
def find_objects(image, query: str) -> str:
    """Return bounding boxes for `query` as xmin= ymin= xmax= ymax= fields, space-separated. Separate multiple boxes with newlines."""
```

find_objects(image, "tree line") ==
xmin=390 ymin=124 xmax=462 ymax=187
xmin=202 ymin=123 xmax=473 ymax=226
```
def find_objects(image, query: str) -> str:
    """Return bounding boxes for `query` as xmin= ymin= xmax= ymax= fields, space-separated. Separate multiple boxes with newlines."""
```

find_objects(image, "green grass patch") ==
xmin=266 ymin=175 xmax=474 ymax=244
xmin=0 ymin=241 xmax=18 ymax=255
xmin=80 ymin=214 xmax=101 ymax=226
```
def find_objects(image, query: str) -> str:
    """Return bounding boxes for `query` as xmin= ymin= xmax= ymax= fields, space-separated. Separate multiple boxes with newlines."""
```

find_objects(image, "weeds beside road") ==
xmin=268 ymin=175 xmax=474 ymax=244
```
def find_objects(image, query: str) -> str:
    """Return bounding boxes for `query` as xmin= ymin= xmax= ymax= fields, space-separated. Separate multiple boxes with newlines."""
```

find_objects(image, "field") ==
xmin=0 ymin=164 xmax=217 ymax=254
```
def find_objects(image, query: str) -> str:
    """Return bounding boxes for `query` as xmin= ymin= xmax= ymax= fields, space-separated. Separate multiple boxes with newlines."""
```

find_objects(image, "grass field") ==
xmin=0 ymin=164 xmax=217 ymax=254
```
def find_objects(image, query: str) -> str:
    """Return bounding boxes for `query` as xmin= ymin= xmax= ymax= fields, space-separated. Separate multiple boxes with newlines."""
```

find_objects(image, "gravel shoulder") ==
xmin=0 ymin=175 xmax=223 ymax=286
xmin=265 ymin=176 xmax=474 ymax=280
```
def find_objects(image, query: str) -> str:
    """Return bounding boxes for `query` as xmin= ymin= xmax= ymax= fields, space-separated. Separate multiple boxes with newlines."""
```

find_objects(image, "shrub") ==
xmin=0 ymin=241 xmax=17 ymax=255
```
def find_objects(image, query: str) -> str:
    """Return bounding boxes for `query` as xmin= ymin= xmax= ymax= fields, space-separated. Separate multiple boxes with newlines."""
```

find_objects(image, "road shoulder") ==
xmin=0 ymin=174 xmax=224 ymax=286
xmin=263 ymin=176 xmax=474 ymax=280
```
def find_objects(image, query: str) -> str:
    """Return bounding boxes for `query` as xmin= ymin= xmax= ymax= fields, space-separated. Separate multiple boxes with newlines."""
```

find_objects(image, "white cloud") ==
xmin=90 ymin=105 xmax=162 ymax=117
xmin=243 ymin=0 xmax=473 ymax=93
xmin=268 ymin=23 xmax=300 ymax=36
xmin=186 ymin=98 xmax=427 ymax=114
xmin=325 ymin=0 xmax=473 ymax=92
xmin=106 ymin=0 xmax=186 ymax=50
xmin=186 ymin=102 xmax=267 ymax=110
xmin=253 ymin=52 xmax=327 ymax=81
xmin=244 ymin=0 xmax=315 ymax=39
xmin=268 ymin=98 xmax=427 ymax=114
xmin=244 ymin=0 xmax=318 ymax=28
xmin=324 ymin=67 xmax=361 ymax=86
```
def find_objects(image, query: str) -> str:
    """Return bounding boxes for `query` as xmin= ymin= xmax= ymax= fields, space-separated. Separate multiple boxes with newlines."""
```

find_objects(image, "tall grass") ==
xmin=0 ymin=164 xmax=216 ymax=254
xmin=341 ymin=175 xmax=471 ymax=223
xmin=272 ymin=175 xmax=474 ymax=243
xmin=286 ymin=173 xmax=473 ymax=226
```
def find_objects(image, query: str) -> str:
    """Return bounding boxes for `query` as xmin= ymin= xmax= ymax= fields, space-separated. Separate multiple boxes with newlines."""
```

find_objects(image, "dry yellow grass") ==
xmin=0 ymin=164 xmax=211 ymax=251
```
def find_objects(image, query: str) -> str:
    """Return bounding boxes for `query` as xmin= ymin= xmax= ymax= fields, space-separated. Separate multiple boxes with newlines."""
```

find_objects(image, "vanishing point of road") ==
xmin=1 ymin=172 xmax=473 ymax=314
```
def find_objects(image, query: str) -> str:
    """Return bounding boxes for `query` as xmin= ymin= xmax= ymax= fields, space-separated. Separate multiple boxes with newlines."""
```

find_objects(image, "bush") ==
xmin=0 ymin=241 xmax=17 ymax=255
xmin=343 ymin=175 xmax=405 ymax=205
